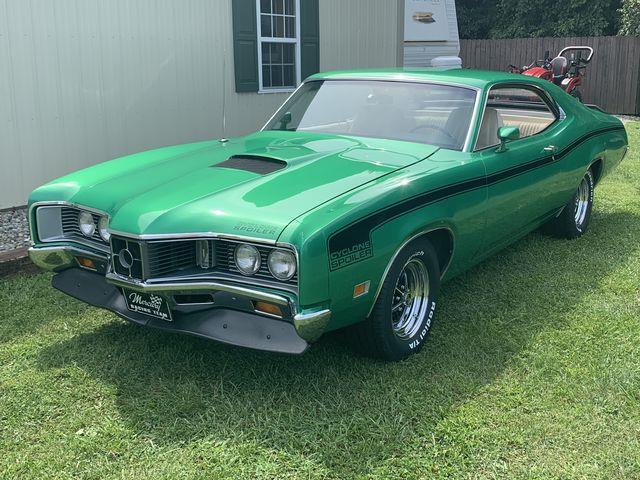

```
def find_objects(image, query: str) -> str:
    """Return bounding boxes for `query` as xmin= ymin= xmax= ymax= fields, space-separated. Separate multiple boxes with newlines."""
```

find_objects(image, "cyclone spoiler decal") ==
xmin=329 ymin=238 xmax=373 ymax=271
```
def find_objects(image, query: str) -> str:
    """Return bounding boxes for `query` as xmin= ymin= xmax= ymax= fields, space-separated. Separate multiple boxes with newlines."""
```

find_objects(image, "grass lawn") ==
xmin=1 ymin=122 xmax=639 ymax=480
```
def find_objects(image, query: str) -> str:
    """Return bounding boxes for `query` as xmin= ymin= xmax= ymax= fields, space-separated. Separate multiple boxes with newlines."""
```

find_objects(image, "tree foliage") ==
xmin=456 ymin=0 xmax=497 ymax=40
xmin=456 ymin=0 xmax=623 ymax=39
xmin=618 ymin=0 xmax=640 ymax=35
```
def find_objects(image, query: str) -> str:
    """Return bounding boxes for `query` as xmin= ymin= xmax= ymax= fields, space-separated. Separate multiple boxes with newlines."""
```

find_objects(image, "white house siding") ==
xmin=403 ymin=0 xmax=460 ymax=67
xmin=0 ymin=0 xmax=402 ymax=209
xmin=320 ymin=0 xmax=403 ymax=70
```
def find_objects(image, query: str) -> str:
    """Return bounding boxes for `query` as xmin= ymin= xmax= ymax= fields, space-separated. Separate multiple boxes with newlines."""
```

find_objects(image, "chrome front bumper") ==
xmin=29 ymin=245 xmax=331 ymax=345
xmin=29 ymin=245 xmax=99 ymax=271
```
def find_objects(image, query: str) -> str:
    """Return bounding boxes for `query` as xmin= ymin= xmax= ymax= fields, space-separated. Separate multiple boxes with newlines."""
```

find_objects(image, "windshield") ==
xmin=265 ymin=80 xmax=477 ymax=150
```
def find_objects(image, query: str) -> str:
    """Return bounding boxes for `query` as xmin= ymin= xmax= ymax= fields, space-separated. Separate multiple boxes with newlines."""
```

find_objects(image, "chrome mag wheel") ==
xmin=391 ymin=258 xmax=430 ymax=339
xmin=574 ymin=175 xmax=591 ymax=227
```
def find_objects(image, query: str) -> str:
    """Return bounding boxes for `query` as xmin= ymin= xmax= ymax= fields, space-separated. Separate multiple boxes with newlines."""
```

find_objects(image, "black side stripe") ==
xmin=555 ymin=125 xmax=624 ymax=160
xmin=486 ymin=154 xmax=554 ymax=185
xmin=327 ymin=125 xmax=625 ymax=269
xmin=484 ymin=124 xmax=625 ymax=186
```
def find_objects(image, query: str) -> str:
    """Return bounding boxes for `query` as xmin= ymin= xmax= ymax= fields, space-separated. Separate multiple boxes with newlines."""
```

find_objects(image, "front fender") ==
xmin=322 ymin=190 xmax=484 ymax=332
xmin=280 ymin=152 xmax=487 ymax=332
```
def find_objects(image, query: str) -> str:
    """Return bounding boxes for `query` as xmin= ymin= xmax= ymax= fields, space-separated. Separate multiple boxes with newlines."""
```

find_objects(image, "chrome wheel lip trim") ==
xmin=574 ymin=176 xmax=591 ymax=227
xmin=391 ymin=258 xmax=430 ymax=340
xmin=367 ymin=227 xmax=453 ymax=318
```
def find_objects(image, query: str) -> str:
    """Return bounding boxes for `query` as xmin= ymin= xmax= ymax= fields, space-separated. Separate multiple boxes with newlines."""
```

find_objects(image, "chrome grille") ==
xmin=61 ymin=207 xmax=106 ymax=246
xmin=109 ymin=235 xmax=297 ymax=286
xmin=146 ymin=241 xmax=197 ymax=278
xmin=111 ymin=236 xmax=144 ymax=280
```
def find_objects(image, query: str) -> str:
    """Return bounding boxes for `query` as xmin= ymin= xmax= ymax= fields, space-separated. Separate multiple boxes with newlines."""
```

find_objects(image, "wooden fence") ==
xmin=460 ymin=36 xmax=640 ymax=115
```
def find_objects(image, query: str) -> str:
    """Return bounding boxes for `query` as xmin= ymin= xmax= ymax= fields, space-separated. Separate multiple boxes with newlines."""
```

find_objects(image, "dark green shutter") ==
xmin=232 ymin=0 xmax=259 ymax=93
xmin=300 ymin=0 xmax=320 ymax=81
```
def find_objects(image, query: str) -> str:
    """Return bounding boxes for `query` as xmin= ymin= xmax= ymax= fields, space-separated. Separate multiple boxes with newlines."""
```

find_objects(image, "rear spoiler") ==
xmin=585 ymin=104 xmax=606 ymax=113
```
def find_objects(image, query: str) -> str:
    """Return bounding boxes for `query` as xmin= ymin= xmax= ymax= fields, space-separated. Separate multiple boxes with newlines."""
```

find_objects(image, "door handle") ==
xmin=543 ymin=145 xmax=557 ymax=155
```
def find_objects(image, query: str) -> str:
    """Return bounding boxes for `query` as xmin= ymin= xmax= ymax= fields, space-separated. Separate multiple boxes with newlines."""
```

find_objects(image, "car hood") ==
xmin=39 ymin=131 xmax=439 ymax=241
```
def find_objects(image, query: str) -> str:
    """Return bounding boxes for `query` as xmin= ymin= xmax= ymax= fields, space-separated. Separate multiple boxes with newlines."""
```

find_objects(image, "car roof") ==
xmin=308 ymin=68 xmax=551 ymax=90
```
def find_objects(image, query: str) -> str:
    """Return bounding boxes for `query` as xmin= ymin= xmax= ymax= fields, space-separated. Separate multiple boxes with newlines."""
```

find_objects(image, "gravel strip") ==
xmin=0 ymin=208 xmax=31 ymax=253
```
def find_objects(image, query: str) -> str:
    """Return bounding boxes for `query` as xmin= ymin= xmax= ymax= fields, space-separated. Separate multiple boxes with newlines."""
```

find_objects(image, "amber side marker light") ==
xmin=254 ymin=301 xmax=283 ymax=318
xmin=353 ymin=281 xmax=371 ymax=299
xmin=76 ymin=257 xmax=96 ymax=270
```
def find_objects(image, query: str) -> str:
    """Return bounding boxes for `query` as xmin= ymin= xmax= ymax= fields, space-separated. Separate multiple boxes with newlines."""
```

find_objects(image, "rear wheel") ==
xmin=351 ymin=239 xmax=440 ymax=361
xmin=543 ymin=170 xmax=594 ymax=239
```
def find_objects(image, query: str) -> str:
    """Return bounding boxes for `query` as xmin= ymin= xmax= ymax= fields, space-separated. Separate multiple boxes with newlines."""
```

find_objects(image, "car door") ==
xmin=474 ymin=84 xmax=564 ymax=254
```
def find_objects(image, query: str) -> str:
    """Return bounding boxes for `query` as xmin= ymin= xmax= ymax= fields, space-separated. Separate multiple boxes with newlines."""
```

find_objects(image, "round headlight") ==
xmin=234 ymin=244 xmax=261 ymax=275
xmin=98 ymin=216 xmax=110 ymax=242
xmin=267 ymin=249 xmax=297 ymax=281
xmin=78 ymin=211 xmax=96 ymax=237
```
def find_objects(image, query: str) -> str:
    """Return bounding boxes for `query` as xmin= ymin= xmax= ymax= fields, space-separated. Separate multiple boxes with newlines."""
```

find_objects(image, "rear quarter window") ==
xmin=475 ymin=86 xmax=558 ymax=150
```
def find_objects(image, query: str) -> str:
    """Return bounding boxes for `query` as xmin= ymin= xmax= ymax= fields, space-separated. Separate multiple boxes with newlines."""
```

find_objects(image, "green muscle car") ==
xmin=28 ymin=69 xmax=628 ymax=360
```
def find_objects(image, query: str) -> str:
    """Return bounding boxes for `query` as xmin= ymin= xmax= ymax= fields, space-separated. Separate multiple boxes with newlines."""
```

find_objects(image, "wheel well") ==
xmin=590 ymin=159 xmax=604 ymax=185
xmin=419 ymin=228 xmax=454 ymax=276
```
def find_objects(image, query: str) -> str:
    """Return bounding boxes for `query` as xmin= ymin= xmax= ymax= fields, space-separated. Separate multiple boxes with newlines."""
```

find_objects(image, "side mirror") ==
xmin=279 ymin=111 xmax=292 ymax=130
xmin=496 ymin=126 xmax=520 ymax=152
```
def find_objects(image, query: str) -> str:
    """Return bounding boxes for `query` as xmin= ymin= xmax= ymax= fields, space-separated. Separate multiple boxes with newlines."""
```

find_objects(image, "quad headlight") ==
xmin=234 ymin=243 xmax=297 ymax=281
xmin=98 ymin=216 xmax=110 ymax=242
xmin=78 ymin=211 xmax=96 ymax=237
xmin=267 ymin=249 xmax=296 ymax=280
xmin=234 ymin=244 xmax=261 ymax=275
xmin=77 ymin=210 xmax=110 ymax=242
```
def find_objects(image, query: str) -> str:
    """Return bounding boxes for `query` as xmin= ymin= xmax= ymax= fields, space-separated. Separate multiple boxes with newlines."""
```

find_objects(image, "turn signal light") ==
xmin=76 ymin=257 xmax=96 ymax=270
xmin=353 ymin=280 xmax=370 ymax=299
xmin=254 ymin=301 xmax=283 ymax=318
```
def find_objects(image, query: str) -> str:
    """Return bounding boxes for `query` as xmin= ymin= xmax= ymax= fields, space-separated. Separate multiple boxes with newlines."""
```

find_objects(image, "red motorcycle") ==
xmin=509 ymin=46 xmax=594 ymax=102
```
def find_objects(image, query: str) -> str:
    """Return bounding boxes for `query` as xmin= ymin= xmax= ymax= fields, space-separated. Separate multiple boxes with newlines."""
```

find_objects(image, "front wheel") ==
xmin=351 ymin=238 xmax=441 ymax=361
xmin=543 ymin=170 xmax=594 ymax=239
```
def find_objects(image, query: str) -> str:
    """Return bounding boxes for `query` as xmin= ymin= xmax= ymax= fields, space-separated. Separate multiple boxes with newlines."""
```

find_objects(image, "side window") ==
xmin=475 ymin=86 xmax=557 ymax=150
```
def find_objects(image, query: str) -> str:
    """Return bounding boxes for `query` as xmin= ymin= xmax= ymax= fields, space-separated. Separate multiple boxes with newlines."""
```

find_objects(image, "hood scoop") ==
xmin=214 ymin=155 xmax=287 ymax=175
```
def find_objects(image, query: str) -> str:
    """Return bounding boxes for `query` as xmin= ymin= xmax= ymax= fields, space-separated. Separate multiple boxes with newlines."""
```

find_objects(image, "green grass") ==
xmin=1 ymin=123 xmax=639 ymax=480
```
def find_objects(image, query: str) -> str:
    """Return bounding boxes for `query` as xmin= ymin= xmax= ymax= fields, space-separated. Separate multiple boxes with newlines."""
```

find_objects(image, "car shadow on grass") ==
xmin=35 ymin=210 xmax=640 ymax=476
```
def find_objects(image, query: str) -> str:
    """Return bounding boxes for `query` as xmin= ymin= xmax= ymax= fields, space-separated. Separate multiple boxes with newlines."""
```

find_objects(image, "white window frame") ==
xmin=256 ymin=0 xmax=302 ymax=94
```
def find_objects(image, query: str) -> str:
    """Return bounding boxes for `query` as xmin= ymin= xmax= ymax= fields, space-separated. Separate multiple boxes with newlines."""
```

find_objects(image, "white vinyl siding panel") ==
xmin=319 ymin=0 xmax=402 ymax=71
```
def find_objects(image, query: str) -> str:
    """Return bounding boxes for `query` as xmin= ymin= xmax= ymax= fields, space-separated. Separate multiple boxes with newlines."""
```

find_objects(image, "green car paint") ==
xmin=28 ymin=69 xmax=628 ymax=349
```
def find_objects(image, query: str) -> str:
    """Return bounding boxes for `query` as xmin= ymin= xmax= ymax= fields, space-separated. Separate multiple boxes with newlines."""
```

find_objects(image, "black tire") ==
xmin=351 ymin=238 xmax=441 ymax=361
xmin=543 ymin=169 xmax=595 ymax=239
xmin=570 ymin=89 xmax=583 ymax=102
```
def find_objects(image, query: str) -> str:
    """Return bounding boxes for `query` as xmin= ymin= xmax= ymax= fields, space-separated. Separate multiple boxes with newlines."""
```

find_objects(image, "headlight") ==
xmin=98 ymin=216 xmax=110 ymax=242
xmin=267 ymin=249 xmax=296 ymax=280
xmin=234 ymin=244 xmax=261 ymax=275
xmin=78 ymin=211 xmax=96 ymax=237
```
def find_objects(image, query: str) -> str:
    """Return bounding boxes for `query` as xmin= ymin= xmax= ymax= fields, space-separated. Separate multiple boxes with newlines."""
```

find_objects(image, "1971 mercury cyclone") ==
xmin=28 ymin=69 xmax=628 ymax=360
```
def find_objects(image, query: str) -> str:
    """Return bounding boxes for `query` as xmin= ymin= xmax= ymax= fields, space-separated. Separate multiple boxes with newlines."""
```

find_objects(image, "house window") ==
xmin=257 ymin=0 xmax=301 ymax=92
